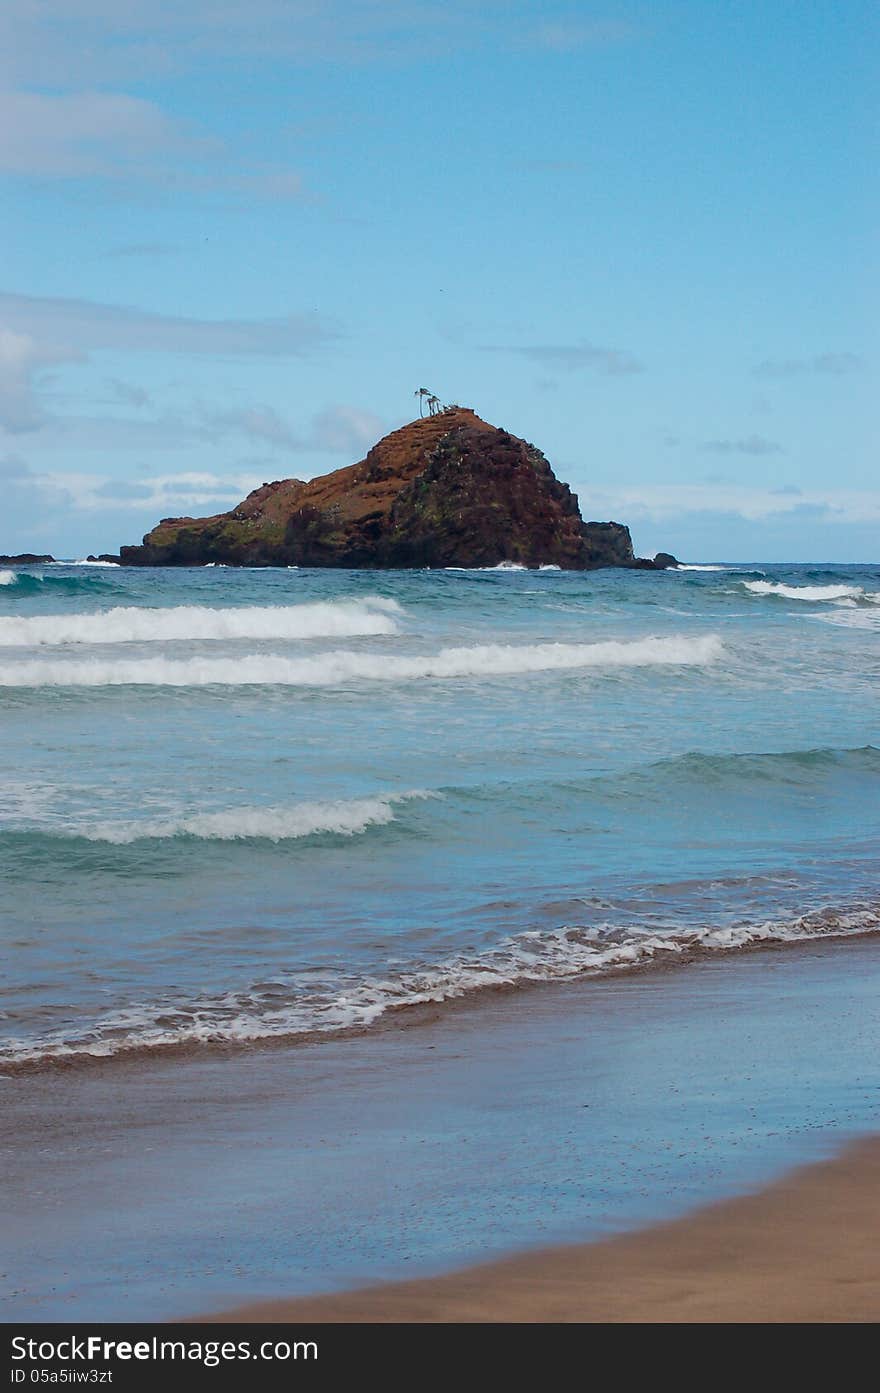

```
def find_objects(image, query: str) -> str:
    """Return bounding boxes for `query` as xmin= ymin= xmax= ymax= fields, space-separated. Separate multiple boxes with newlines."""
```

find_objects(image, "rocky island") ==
xmin=119 ymin=408 xmax=674 ymax=570
xmin=0 ymin=553 xmax=56 ymax=565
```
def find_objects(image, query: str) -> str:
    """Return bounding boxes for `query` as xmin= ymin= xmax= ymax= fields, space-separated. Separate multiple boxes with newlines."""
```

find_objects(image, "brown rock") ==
xmin=119 ymin=408 xmax=649 ymax=570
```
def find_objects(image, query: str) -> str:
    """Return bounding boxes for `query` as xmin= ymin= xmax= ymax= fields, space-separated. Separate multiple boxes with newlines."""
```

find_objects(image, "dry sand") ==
xmin=207 ymin=1135 xmax=880 ymax=1323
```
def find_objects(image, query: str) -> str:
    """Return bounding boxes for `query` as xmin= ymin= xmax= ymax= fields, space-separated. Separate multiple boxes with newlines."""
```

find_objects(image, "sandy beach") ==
xmin=4 ymin=935 xmax=879 ymax=1322
xmin=210 ymin=1135 xmax=880 ymax=1323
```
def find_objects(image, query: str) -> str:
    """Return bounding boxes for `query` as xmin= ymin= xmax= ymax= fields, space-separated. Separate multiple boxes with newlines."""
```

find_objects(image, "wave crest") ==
xmin=79 ymin=790 xmax=433 ymax=844
xmin=0 ymin=633 xmax=723 ymax=688
xmin=0 ymin=597 xmax=403 ymax=648
xmin=744 ymin=579 xmax=880 ymax=603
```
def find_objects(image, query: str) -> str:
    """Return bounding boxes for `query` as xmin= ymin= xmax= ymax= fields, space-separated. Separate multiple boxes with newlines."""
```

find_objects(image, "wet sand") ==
xmin=3 ymin=935 xmax=880 ymax=1321
xmin=212 ymin=1136 xmax=880 ymax=1323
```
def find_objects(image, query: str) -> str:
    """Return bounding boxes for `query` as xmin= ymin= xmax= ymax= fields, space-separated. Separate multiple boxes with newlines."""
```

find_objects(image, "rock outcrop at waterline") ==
xmin=118 ymin=408 xmax=675 ymax=571
xmin=0 ymin=553 xmax=56 ymax=565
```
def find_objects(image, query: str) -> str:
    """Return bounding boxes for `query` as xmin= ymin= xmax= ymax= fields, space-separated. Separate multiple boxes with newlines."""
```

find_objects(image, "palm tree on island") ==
xmin=414 ymin=386 xmax=447 ymax=418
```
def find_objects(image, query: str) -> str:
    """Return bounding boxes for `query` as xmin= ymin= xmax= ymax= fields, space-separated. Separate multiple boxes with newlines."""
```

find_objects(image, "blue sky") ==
xmin=1 ymin=1 xmax=876 ymax=560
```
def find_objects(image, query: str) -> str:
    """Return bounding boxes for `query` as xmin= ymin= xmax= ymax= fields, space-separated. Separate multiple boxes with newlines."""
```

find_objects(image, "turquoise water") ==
xmin=1 ymin=560 xmax=878 ymax=1068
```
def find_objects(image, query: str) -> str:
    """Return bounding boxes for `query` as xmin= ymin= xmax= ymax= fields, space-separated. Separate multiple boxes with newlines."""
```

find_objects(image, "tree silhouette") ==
xmin=414 ymin=386 xmax=451 ymax=418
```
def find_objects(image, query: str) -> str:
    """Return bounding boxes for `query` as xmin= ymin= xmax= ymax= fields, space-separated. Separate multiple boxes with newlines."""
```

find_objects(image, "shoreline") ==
xmin=205 ymin=1135 xmax=880 ymax=1323
xmin=4 ymin=919 xmax=879 ymax=1078
xmin=5 ymin=934 xmax=880 ymax=1322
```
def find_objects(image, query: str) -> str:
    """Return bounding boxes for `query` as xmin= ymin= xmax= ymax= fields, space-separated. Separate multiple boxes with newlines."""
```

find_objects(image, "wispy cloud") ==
xmin=7 ymin=378 xmax=384 ymax=463
xmin=103 ymin=379 xmax=152 ymax=409
xmin=0 ymin=87 xmax=306 ymax=199
xmin=529 ymin=19 xmax=643 ymax=52
xmin=0 ymin=89 xmax=201 ymax=179
xmin=17 ymin=466 xmax=265 ymax=516
xmin=575 ymin=482 xmax=880 ymax=526
xmin=0 ymin=452 xmax=31 ymax=478
xmin=0 ymin=4 xmax=646 ymax=201
xmin=0 ymin=290 xmax=339 ymax=359
xmin=700 ymin=434 xmax=784 ymax=456
xmin=483 ymin=339 xmax=644 ymax=376
xmin=1 ymin=4 xmax=619 ymax=87
xmin=106 ymin=243 xmax=181 ymax=260
xmin=0 ymin=328 xmax=84 ymax=433
xmin=0 ymin=292 xmax=339 ymax=438
xmin=309 ymin=404 xmax=385 ymax=454
xmin=203 ymin=405 xmax=300 ymax=451
xmin=753 ymin=352 xmax=863 ymax=378
xmin=198 ymin=402 xmax=385 ymax=454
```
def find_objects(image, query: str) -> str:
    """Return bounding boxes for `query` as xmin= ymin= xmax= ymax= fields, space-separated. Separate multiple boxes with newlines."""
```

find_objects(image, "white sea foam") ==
xmin=444 ymin=561 xmax=528 ymax=571
xmin=809 ymin=608 xmax=880 ymax=631
xmin=0 ymin=633 xmax=724 ymax=688
xmin=0 ymin=570 xmax=16 ymax=585
xmin=71 ymin=558 xmax=119 ymax=566
xmin=3 ymin=901 xmax=876 ymax=1066
xmin=0 ymin=597 xmax=403 ymax=647
xmin=676 ymin=564 xmax=730 ymax=572
xmin=744 ymin=580 xmax=879 ymax=603
xmin=80 ymin=790 xmax=433 ymax=844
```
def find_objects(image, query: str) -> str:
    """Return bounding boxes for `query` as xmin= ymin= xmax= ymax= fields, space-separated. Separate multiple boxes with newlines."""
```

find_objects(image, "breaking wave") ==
xmin=2 ymin=745 xmax=873 ymax=867
xmin=0 ymin=633 xmax=723 ymax=688
xmin=0 ymin=597 xmax=403 ymax=648
xmin=76 ymin=790 xmax=434 ymax=844
xmin=444 ymin=562 xmax=528 ymax=572
xmin=0 ymin=570 xmax=17 ymax=585
xmin=744 ymin=580 xmax=880 ymax=603
xmin=3 ymin=901 xmax=877 ymax=1070
xmin=810 ymin=608 xmax=880 ymax=631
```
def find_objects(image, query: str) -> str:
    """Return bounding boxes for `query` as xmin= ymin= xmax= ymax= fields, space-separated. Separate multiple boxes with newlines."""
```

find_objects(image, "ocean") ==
xmin=0 ymin=558 xmax=878 ymax=1072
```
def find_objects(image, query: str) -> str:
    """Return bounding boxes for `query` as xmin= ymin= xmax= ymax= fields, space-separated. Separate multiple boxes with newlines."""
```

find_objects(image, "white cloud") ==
xmin=0 ymin=293 xmax=340 ymax=443
xmin=37 ymin=468 xmax=264 ymax=514
xmin=0 ymin=69 xmax=303 ymax=198
xmin=30 ymin=472 xmax=880 ymax=531
xmin=0 ymin=329 xmax=83 ymax=432
xmin=0 ymin=89 xmax=195 ymax=178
